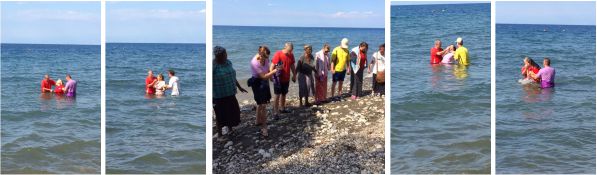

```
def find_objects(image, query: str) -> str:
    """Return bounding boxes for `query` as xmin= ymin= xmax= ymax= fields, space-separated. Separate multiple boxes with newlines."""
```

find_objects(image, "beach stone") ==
xmin=224 ymin=141 xmax=233 ymax=148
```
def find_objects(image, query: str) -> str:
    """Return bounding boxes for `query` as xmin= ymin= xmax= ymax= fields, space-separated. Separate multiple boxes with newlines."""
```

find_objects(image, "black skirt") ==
xmin=249 ymin=77 xmax=271 ymax=105
xmin=213 ymin=95 xmax=241 ymax=127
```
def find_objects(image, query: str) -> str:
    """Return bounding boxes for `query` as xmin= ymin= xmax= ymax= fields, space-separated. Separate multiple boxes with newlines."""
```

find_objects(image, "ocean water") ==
xmin=496 ymin=24 xmax=596 ymax=173
xmin=1 ymin=44 xmax=101 ymax=173
xmin=213 ymin=25 xmax=385 ymax=80
xmin=106 ymin=43 xmax=206 ymax=173
xmin=390 ymin=3 xmax=491 ymax=173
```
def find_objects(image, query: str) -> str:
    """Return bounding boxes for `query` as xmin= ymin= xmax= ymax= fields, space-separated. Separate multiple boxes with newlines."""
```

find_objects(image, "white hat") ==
xmin=341 ymin=38 xmax=349 ymax=49
xmin=455 ymin=37 xmax=463 ymax=44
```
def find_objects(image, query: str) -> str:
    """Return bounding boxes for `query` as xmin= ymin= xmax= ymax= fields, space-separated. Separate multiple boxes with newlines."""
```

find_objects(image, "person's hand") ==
xmin=347 ymin=70 xmax=351 ymax=75
xmin=292 ymin=75 xmax=297 ymax=82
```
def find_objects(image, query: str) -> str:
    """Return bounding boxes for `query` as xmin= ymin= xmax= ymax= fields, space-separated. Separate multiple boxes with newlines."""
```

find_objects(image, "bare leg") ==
xmin=273 ymin=95 xmax=280 ymax=115
xmin=281 ymin=94 xmax=286 ymax=111
xmin=338 ymin=81 xmax=344 ymax=96
xmin=331 ymin=81 xmax=337 ymax=97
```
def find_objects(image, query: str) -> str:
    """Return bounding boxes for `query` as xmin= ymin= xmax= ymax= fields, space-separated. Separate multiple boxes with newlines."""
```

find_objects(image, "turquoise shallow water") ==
xmin=391 ymin=3 xmax=491 ymax=174
xmin=1 ymin=44 xmax=101 ymax=173
xmin=106 ymin=43 xmax=206 ymax=173
xmin=496 ymin=24 xmax=596 ymax=174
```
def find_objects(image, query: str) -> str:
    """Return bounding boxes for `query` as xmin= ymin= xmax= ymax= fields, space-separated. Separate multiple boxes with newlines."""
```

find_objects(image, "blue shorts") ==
xmin=333 ymin=71 xmax=346 ymax=82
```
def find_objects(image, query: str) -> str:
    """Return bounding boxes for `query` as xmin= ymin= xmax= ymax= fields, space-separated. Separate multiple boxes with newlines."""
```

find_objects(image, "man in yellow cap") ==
xmin=454 ymin=37 xmax=469 ymax=66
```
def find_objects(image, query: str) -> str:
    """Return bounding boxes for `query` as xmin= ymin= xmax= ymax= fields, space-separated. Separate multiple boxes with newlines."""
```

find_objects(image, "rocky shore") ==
xmin=213 ymin=82 xmax=385 ymax=174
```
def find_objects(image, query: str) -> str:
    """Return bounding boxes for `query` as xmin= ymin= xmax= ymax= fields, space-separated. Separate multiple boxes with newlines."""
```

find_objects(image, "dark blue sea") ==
xmin=106 ymin=43 xmax=206 ymax=173
xmin=496 ymin=24 xmax=596 ymax=174
xmin=391 ymin=3 xmax=491 ymax=173
xmin=1 ymin=44 xmax=101 ymax=173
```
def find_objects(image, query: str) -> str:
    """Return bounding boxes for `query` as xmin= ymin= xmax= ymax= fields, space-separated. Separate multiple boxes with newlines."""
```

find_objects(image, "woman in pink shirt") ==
xmin=249 ymin=46 xmax=279 ymax=137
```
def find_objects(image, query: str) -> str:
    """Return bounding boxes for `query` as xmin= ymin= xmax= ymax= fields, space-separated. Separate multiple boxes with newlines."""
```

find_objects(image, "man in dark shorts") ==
xmin=270 ymin=42 xmax=296 ymax=117
xmin=331 ymin=38 xmax=351 ymax=99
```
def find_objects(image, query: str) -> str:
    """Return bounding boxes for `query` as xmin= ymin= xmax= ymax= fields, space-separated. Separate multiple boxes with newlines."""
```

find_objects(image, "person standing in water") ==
xmin=349 ymin=42 xmax=369 ymax=100
xmin=64 ymin=74 xmax=77 ymax=97
xmin=145 ymin=70 xmax=157 ymax=94
xmin=41 ymin=74 xmax=56 ymax=93
xmin=270 ymin=42 xmax=296 ymax=117
xmin=454 ymin=37 xmax=469 ymax=65
xmin=154 ymin=74 xmax=167 ymax=96
xmin=331 ymin=38 xmax=351 ymax=100
xmin=164 ymin=70 xmax=179 ymax=96
xmin=54 ymin=79 xmax=65 ymax=94
xmin=531 ymin=57 xmax=556 ymax=88
xmin=430 ymin=40 xmax=448 ymax=64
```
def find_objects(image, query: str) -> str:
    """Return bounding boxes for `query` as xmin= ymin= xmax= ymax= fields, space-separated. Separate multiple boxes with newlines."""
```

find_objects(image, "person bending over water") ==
xmin=54 ymin=79 xmax=65 ymax=94
xmin=531 ymin=57 xmax=555 ymax=88
xmin=441 ymin=45 xmax=456 ymax=64
xmin=41 ymin=74 xmax=56 ymax=93
xmin=154 ymin=74 xmax=167 ymax=96
xmin=521 ymin=57 xmax=541 ymax=83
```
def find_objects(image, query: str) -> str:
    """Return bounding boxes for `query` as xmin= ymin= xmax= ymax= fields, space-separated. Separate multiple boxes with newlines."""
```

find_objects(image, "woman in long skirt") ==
xmin=314 ymin=43 xmax=330 ymax=104
xmin=296 ymin=44 xmax=316 ymax=106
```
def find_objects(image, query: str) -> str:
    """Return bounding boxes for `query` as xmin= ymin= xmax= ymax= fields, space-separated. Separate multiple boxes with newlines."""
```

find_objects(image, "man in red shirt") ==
xmin=270 ymin=42 xmax=296 ymax=117
xmin=430 ymin=40 xmax=447 ymax=64
xmin=145 ymin=70 xmax=157 ymax=94
xmin=41 ymin=74 xmax=55 ymax=93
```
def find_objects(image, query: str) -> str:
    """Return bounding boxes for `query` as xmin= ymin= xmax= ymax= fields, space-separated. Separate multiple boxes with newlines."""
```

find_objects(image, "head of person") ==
xmin=157 ymin=74 xmax=164 ymax=81
xmin=147 ymin=70 xmax=153 ymax=76
xmin=56 ymin=79 xmax=63 ymax=86
xmin=283 ymin=42 xmax=293 ymax=53
xmin=341 ymin=38 xmax=349 ymax=49
xmin=44 ymin=74 xmax=50 ymax=80
xmin=434 ymin=40 xmax=442 ymax=49
xmin=168 ymin=70 xmax=175 ymax=77
xmin=543 ymin=57 xmax=551 ymax=67
xmin=322 ymin=43 xmax=330 ymax=54
xmin=304 ymin=44 xmax=312 ymax=55
xmin=359 ymin=42 xmax=368 ymax=53
xmin=379 ymin=43 xmax=385 ymax=55
xmin=456 ymin=37 xmax=463 ymax=46
xmin=258 ymin=45 xmax=271 ymax=63
xmin=524 ymin=56 xmax=540 ymax=69
xmin=214 ymin=46 xmax=227 ymax=63
xmin=65 ymin=74 xmax=72 ymax=81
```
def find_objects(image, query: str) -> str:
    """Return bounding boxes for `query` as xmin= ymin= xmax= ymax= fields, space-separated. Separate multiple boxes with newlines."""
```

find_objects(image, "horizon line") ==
xmin=496 ymin=23 xmax=596 ymax=26
xmin=392 ymin=2 xmax=489 ymax=6
xmin=213 ymin=24 xmax=384 ymax=30
xmin=106 ymin=42 xmax=205 ymax=44
xmin=1 ymin=43 xmax=100 ymax=46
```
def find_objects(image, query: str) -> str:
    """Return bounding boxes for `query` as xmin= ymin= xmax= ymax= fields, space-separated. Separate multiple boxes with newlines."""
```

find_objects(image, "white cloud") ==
xmin=330 ymin=11 xmax=377 ymax=19
xmin=108 ymin=9 xmax=204 ymax=21
xmin=6 ymin=9 xmax=99 ymax=21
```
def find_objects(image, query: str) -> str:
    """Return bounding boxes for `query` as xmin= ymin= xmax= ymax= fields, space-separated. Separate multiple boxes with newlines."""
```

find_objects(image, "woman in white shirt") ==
xmin=369 ymin=44 xmax=385 ymax=96
xmin=154 ymin=74 xmax=166 ymax=96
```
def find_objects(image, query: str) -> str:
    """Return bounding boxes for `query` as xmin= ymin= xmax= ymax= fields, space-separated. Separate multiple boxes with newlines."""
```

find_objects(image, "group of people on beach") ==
xmin=213 ymin=38 xmax=385 ymax=137
xmin=430 ymin=37 xmax=469 ymax=65
xmin=145 ymin=69 xmax=180 ymax=96
xmin=520 ymin=57 xmax=556 ymax=88
xmin=40 ymin=74 xmax=77 ymax=97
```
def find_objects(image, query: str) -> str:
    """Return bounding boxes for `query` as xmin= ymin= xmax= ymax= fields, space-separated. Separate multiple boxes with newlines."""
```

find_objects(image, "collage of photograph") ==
xmin=0 ymin=0 xmax=596 ymax=174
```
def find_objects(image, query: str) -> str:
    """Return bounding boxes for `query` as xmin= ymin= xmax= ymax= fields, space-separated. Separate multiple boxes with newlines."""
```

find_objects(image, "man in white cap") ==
xmin=330 ymin=38 xmax=351 ymax=100
xmin=454 ymin=37 xmax=469 ymax=65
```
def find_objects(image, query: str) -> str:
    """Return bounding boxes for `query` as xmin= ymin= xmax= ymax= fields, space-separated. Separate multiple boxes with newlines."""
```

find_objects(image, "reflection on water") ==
xmin=39 ymin=93 xmax=76 ymax=110
xmin=521 ymin=85 xmax=554 ymax=103
xmin=430 ymin=64 xmax=470 ymax=90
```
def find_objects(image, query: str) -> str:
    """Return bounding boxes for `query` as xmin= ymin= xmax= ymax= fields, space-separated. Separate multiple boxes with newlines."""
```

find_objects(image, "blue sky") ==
xmin=107 ymin=2 xmax=205 ymax=43
xmin=214 ymin=0 xmax=384 ymax=28
xmin=392 ymin=1 xmax=488 ymax=5
xmin=1 ymin=2 xmax=100 ymax=45
xmin=497 ymin=1 xmax=595 ymax=25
